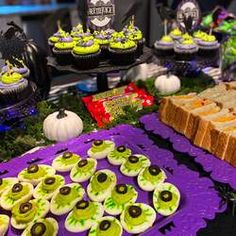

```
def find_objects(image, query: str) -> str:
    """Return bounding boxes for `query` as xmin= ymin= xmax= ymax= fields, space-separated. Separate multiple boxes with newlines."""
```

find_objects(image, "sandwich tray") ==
xmin=0 ymin=124 xmax=224 ymax=236
xmin=140 ymin=113 xmax=236 ymax=189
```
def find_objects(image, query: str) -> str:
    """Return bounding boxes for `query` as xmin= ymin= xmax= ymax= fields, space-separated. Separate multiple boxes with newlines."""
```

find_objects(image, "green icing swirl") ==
xmin=161 ymin=35 xmax=173 ymax=42
xmin=54 ymin=41 xmax=74 ymax=50
xmin=95 ymin=38 xmax=110 ymax=46
xmin=128 ymin=32 xmax=142 ymax=41
xmin=1 ymin=72 xmax=22 ymax=84
xmin=73 ymin=43 xmax=100 ymax=55
xmin=170 ymin=28 xmax=182 ymax=36
xmin=110 ymin=40 xmax=136 ymax=50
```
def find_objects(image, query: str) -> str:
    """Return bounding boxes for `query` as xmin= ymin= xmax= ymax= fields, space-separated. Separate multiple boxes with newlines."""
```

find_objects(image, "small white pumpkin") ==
xmin=43 ymin=109 xmax=83 ymax=142
xmin=154 ymin=73 xmax=181 ymax=95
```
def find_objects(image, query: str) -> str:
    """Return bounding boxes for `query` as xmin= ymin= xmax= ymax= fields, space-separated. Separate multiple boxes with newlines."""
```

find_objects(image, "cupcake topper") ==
xmin=57 ymin=21 xmax=63 ymax=33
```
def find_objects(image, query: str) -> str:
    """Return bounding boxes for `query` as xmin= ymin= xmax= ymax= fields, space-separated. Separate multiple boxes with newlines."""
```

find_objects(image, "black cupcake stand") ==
xmin=47 ymin=47 xmax=153 ymax=92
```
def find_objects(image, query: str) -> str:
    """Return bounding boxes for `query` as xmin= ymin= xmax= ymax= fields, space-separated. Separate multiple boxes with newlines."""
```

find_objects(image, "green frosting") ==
xmin=161 ymin=35 xmax=173 ymax=42
xmin=111 ymin=187 xmax=134 ymax=205
xmin=124 ymin=206 xmax=146 ymax=226
xmin=26 ymin=220 xmax=55 ymax=236
xmin=42 ymin=177 xmax=61 ymax=192
xmin=91 ymin=172 xmax=112 ymax=192
xmin=182 ymin=33 xmax=192 ymax=40
xmin=90 ymin=141 xmax=113 ymax=153
xmin=110 ymin=40 xmax=136 ymax=50
xmin=12 ymin=202 xmax=36 ymax=224
xmin=95 ymin=38 xmax=110 ymax=46
xmin=203 ymin=35 xmax=216 ymax=42
xmin=73 ymin=202 xmax=96 ymax=220
xmin=182 ymin=39 xmax=195 ymax=45
xmin=128 ymin=32 xmax=142 ymax=41
xmin=10 ymin=185 xmax=29 ymax=200
xmin=49 ymin=36 xmax=59 ymax=43
xmin=54 ymin=187 xmax=79 ymax=206
xmin=1 ymin=72 xmax=22 ymax=84
xmin=97 ymin=220 xmax=121 ymax=236
xmin=193 ymin=30 xmax=207 ymax=39
xmin=73 ymin=43 xmax=100 ymax=55
xmin=54 ymin=41 xmax=74 ymax=50
xmin=170 ymin=28 xmax=182 ymax=36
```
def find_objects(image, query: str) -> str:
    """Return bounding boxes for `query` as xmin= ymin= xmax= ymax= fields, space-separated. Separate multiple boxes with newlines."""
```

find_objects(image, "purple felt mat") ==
xmin=140 ymin=113 xmax=236 ymax=189
xmin=0 ymin=124 xmax=224 ymax=236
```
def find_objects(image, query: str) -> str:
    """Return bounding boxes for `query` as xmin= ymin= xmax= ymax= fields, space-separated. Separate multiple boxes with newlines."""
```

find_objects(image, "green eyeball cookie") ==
xmin=107 ymin=145 xmax=132 ymax=165
xmin=87 ymin=169 xmax=117 ymax=202
xmin=11 ymin=198 xmax=50 ymax=230
xmin=21 ymin=218 xmax=59 ymax=236
xmin=153 ymin=182 xmax=180 ymax=216
xmin=87 ymin=140 xmax=115 ymax=159
xmin=52 ymin=152 xmax=81 ymax=172
xmin=88 ymin=216 xmax=123 ymax=236
xmin=0 ymin=177 xmax=19 ymax=196
xmin=33 ymin=175 xmax=65 ymax=200
xmin=120 ymin=155 xmax=151 ymax=177
xmin=104 ymin=184 xmax=138 ymax=215
xmin=0 ymin=215 xmax=9 ymax=236
xmin=50 ymin=183 xmax=85 ymax=215
xmin=120 ymin=203 xmax=156 ymax=234
xmin=138 ymin=165 xmax=167 ymax=192
xmin=18 ymin=164 xmax=56 ymax=186
xmin=65 ymin=199 xmax=104 ymax=233
xmin=0 ymin=183 xmax=34 ymax=211
xmin=70 ymin=158 xmax=97 ymax=183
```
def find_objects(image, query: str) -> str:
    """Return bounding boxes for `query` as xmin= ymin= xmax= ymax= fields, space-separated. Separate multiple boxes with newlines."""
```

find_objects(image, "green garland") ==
xmin=0 ymin=76 xmax=213 ymax=162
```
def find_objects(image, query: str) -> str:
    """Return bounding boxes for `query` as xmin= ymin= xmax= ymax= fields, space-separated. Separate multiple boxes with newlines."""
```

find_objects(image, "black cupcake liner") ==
xmin=175 ymin=51 xmax=197 ymax=61
xmin=72 ymin=50 xmax=101 ymax=70
xmin=100 ymin=45 xmax=109 ymax=60
xmin=198 ymin=48 xmax=219 ymax=58
xmin=154 ymin=48 xmax=174 ymax=58
xmin=109 ymin=46 xmax=137 ymax=66
xmin=135 ymin=39 xmax=145 ymax=58
xmin=52 ymin=48 xmax=74 ymax=66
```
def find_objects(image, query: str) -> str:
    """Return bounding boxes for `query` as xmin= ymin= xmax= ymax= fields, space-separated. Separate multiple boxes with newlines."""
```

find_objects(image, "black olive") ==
xmin=148 ymin=165 xmax=161 ymax=176
xmin=62 ymin=152 xmax=73 ymax=159
xmin=19 ymin=202 xmax=32 ymax=214
xmin=76 ymin=200 xmax=89 ymax=210
xmin=30 ymin=222 xmax=46 ymax=236
xmin=128 ymin=155 xmax=139 ymax=163
xmin=97 ymin=173 xmax=107 ymax=183
xmin=160 ymin=190 xmax=173 ymax=202
xmin=44 ymin=177 xmax=55 ymax=185
xmin=59 ymin=186 xmax=71 ymax=195
xmin=93 ymin=140 xmax=103 ymax=146
xmin=12 ymin=183 xmax=23 ymax=193
xmin=0 ymin=178 xmax=2 ymax=185
xmin=117 ymin=145 xmax=126 ymax=152
xmin=128 ymin=205 xmax=142 ymax=218
xmin=115 ymin=184 xmax=128 ymax=194
xmin=27 ymin=164 xmax=39 ymax=174
xmin=78 ymin=159 xmax=88 ymax=168
xmin=99 ymin=220 xmax=111 ymax=231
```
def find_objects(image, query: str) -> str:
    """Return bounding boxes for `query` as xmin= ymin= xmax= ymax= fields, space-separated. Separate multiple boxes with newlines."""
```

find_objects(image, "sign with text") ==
xmin=87 ymin=0 xmax=115 ymax=30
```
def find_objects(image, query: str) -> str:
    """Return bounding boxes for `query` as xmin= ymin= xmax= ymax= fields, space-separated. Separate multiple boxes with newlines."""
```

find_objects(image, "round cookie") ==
xmin=50 ymin=183 xmax=85 ymax=215
xmin=153 ymin=182 xmax=180 ymax=216
xmin=107 ymin=145 xmax=132 ymax=165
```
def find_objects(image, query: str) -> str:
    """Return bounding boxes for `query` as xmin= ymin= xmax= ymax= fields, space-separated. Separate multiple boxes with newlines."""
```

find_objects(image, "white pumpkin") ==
xmin=43 ymin=109 xmax=83 ymax=142
xmin=154 ymin=74 xmax=181 ymax=95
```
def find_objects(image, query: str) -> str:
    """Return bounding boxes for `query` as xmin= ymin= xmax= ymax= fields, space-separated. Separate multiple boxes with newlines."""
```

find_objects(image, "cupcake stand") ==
xmin=48 ymin=46 xmax=153 ymax=92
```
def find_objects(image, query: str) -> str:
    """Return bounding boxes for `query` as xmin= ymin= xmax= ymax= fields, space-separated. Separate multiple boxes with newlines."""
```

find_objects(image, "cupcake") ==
xmin=94 ymin=30 xmax=111 ymax=59
xmin=120 ymin=203 xmax=156 ymax=234
xmin=0 ymin=70 xmax=32 ymax=107
xmin=52 ymin=151 xmax=81 ymax=172
xmin=22 ymin=218 xmax=58 ymax=236
xmin=120 ymin=155 xmax=151 ymax=177
xmin=174 ymin=38 xmax=198 ymax=60
xmin=153 ymin=182 xmax=181 ymax=216
xmin=104 ymin=184 xmax=138 ymax=215
xmin=104 ymin=28 xmax=116 ymax=37
xmin=87 ymin=169 xmax=117 ymax=202
xmin=88 ymin=216 xmax=123 ymax=236
xmin=193 ymin=30 xmax=207 ymax=43
xmin=109 ymin=37 xmax=137 ymax=65
xmin=0 ymin=215 xmax=9 ymax=236
xmin=87 ymin=140 xmax=115 ymax=159
xmin=0 ymin=183 xmax=34 ymax=211
xmin=50 ymin=183 xmax=85 ymax=215
xmin=2 ymin=60 xmax=30 ymax=78
xmin=197 ymin=34 xmax=220 ymax=58
xmin=48 ymin=23 xmax=66 ymax=49
xmin=65 ymin=199 xmax=104 ymax=233
xmin=11 ymin=199 xmax=50 ymax=230
xmin=53 ymin=33 xmax=75 ymax=65
xmin=71 ymin=26 xmax=93 ymax=41
xmin=181 ymin=33 xmax=193 ymax=41
xmin=107 ymin=145 xmax=132 ymax=165
xmin=137 ymin=165 xmax=167 ymax=191
xmin=33 ymin=175 xmax=65 ymax=200
xmin=169 ymin=28 xmax=182 ymax=40
xmin=70 ymin=158 xmax=97 ymax=183
xmin=154 ymin=35 xmax=174 ymax=57
xmin=72 ymin=39 xmax=101 ymax=70
xmin=0 ymin=178 xmax=18 ymax=197
xmin=18 ymin=164 xmax=56 ymax=186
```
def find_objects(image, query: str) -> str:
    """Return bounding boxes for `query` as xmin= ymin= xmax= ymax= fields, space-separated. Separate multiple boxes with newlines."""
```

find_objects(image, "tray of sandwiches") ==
xmin=140 ymin=82 xmax=236 ymax=189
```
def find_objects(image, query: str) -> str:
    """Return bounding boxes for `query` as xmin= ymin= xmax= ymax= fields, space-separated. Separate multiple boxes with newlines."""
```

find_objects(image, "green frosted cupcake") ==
xmin=109 ymin=37 xmax=137 ymax=65
xmin=153 ymin=182 xmax=180 ymax=216
xmin=107 ymin=145 xmax=132 ymax=165
xmin=72 ymin=39 xmax=101 ymax=70
xmin=88 ymin=216 xmax=123 ymax=236
xmin=48 ymin=24 xmax=66 ymax=48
